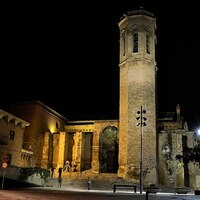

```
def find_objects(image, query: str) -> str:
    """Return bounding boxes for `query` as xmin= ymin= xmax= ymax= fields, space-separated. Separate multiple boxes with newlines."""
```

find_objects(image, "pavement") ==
xmin=0 ymin=186 xmax=200 ymax=200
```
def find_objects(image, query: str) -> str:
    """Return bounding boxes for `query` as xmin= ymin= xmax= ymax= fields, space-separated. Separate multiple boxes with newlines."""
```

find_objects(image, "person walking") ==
xmin=58 ymin=177 xmax=62 ymax=188
xmin=51 ymin=166 xmax=55 ymax=178
xmin=58 ymin=166 xmax=63 ymax=178
xmin=87 ymin=178 xmax=92 ymax=190
xmin=73 ymin=162 xmax=77 ymax=172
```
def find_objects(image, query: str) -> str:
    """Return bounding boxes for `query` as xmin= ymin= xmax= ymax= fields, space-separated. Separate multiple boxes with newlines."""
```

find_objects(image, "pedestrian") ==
xmin=87 ymin=178 xmax=92 ymax=190
xmin=58 ymin=177 xmax=62 ymax=188
xmin=73 ymin=162 xmax=77 ymax=172
xmin=58 ymin=166 xmax=63 ymax=178
xmin=51 ymin=166 xmax=55 ymax=178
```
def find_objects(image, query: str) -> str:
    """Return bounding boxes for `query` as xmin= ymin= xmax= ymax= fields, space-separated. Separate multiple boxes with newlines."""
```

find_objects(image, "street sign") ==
xmin=2 ymin=162 xmax=7 ymax=168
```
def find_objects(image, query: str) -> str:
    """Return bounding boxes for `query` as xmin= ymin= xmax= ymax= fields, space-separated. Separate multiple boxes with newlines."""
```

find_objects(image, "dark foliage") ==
xmin=176 ymin=143 xmax=200 ymax=164
xmin=18 ymin=167 xmax=50 ymax=182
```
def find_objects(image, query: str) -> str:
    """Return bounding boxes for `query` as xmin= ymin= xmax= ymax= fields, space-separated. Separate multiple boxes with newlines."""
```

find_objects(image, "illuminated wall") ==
xmin=118 ymin=8 xmax=157 ymax=186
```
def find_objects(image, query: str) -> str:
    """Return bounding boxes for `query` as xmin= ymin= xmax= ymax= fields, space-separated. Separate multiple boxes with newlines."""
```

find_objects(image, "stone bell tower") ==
xmin=118 ymin=8 xmax=158 ymax=186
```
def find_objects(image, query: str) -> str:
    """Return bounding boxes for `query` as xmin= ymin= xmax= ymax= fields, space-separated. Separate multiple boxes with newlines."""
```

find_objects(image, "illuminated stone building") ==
xmin=0 ymin=109 xmax=31 ymax=179
xmin=3 ymin=7 xmax=200 ymax=190
xmin=10 ymin=101 xmax=119 ymax=174
xmin=10 ymin=101 xmax=68 ymax=169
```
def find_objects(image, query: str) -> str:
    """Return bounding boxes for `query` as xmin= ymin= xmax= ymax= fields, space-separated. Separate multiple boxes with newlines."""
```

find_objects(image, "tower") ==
xmin=118 ymin=8 xmax=158 ymax=186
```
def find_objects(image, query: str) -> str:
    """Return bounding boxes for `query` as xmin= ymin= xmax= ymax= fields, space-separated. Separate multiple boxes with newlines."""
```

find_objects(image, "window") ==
xmin=146 ymin=32 xmax=150 ymax=54
xmin=146 ymin=27 xmax=151 ymax=54
xmin=133 ymin=32 xmax=138 ymax=52
xmin=56 ymin=121 xmax=60 ymax=129
xmin=0 ymin=135 xmax=8 ymax=145
xmin=9 ymin=130 xmax=15 ymax=140
xmin=6 ymin=153 xmax=12 ymax=165
xmin=122 ymin=30 xmax=126 ymax=56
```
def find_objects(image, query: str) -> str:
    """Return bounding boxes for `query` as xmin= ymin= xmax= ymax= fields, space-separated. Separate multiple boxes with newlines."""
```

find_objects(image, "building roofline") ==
xmin=0 ymin=108 xmax=30 ymax=128
xmin=67 ymin=119 xmax=119 ymax=125
xmin=119 ymin=7 xmax=155 ymax=27
xmin=11 ymin=101 xmax=68 ymax=122
xmin=126 ymin=7 xmax=154 ymax=17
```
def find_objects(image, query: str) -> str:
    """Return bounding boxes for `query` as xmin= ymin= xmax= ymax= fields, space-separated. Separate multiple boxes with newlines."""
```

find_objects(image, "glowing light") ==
xmin=197 ymin=129 xmax=200 ymax=136
xmin=49 ymin=126 xmax=55 ymax=133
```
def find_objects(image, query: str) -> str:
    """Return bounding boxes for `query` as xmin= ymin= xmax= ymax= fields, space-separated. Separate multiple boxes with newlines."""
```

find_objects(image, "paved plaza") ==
xmin=0 ymin=187 xmax=200 ymax=200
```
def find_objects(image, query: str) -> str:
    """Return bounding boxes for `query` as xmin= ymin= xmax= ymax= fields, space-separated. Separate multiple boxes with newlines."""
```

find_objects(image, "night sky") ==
xmin=1 ymin=1 xmax=200 ymax=129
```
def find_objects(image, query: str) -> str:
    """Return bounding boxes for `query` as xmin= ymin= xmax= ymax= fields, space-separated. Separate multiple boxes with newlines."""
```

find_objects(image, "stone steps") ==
xmin=54 ymin=171 xmax=122 ymax=180
xmin=45 ymin=172 xmax=138 ymax=191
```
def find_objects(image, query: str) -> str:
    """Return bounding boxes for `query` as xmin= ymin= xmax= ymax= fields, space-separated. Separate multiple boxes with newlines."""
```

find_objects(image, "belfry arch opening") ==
xmin=99 ymin=126 xmax=119 ymax=173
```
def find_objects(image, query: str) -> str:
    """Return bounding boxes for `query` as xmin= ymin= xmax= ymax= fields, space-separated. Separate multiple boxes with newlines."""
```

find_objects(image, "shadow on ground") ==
xmin=0 ymin=177 xmax=40 ymax=189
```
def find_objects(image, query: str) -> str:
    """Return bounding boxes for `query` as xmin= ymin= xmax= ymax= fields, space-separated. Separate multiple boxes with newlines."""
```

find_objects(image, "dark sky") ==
xmin=1 ymin=1 xmax=200 ymax=129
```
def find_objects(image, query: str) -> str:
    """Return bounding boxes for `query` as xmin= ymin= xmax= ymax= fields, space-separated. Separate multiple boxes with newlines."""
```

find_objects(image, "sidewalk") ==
xmin=0 ymin=187 xmax=200 ymax=200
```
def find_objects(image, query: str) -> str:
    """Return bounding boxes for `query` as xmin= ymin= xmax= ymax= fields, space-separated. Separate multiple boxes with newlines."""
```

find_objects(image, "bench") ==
xmin=174 ymin=187 xmax=191 ymax=194
xmin=113 ymin=184 xmax=137 ymax=193
xmin=144 ymin=187 xmax=160 ymax=200
xmin=195 ymin=190 xmax=200 ymax=195
xmin=145 ymin=188 xmax=160 ymax=194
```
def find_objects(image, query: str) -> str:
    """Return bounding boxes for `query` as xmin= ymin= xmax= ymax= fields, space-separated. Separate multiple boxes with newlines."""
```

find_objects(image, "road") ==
xmin=0 ymin=187 xmax=199 ymax=200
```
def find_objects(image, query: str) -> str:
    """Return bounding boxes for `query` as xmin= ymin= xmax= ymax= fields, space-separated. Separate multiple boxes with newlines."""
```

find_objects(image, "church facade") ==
xmin=2 ymin=7 xmax=200 ymax=190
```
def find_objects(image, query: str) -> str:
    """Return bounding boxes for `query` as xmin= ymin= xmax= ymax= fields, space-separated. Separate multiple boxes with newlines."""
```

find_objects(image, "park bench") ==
xmin=174 ymin=187 xmax=191 ymax=194
xmin=195 ymin=190 xmax=200 ymax=195
xmin=113 ymin=184 xmax=137 ymax=193
xmin=144 ymin=186 xmax=160 ymax=200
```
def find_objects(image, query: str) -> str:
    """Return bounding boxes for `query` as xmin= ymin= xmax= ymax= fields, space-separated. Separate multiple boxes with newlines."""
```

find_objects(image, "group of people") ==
xmin=50 ymin=163 xmax=92 ymax=189
xmin=63 ymin=160 xmax=71 ymax=172
xmin=63 ymin=160 xmax=77 ymax=172
xmin=50 ymin=166 xmax=62 ymax=188
xmin=50 ymin=161 xmax=77 ymax=177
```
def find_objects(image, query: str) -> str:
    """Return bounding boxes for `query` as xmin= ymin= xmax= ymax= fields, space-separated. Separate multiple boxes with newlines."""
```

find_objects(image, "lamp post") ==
xmin=136 ymin=106 xmax=147 ymax=194
xmin=194 ymin=129 xmax=200 ymax=189
xmin=195 ymin=129 xmax=200 ymax=141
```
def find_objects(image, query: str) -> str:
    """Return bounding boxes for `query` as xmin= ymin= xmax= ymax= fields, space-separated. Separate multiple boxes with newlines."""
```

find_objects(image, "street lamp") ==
xmin=197 ymin=129 xmax=200 ymax=138
xmin=194 ymin=128 xmax=200 ymax=143
xmin=136 ymin=106 xmax=147 ymax=194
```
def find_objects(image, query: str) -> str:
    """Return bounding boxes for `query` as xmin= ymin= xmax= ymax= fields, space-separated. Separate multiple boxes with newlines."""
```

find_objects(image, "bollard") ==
xmin=146 ymin=189 xmax=149 ymax=200
xmin=134 ymin=185 xmax=136 ymax=193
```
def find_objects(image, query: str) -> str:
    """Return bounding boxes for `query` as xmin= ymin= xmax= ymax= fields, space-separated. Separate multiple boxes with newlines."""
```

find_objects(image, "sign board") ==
xmin=2 ymin=162 xmax=7 ymax=168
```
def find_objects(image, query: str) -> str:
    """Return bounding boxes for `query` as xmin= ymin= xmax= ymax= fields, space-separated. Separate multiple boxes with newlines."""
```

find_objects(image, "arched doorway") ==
xmin=99 ymin=126 xmax=118 ymax=173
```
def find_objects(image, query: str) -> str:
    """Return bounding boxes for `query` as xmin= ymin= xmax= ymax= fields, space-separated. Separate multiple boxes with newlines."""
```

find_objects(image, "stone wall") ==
xmin=158 ymin=130 xmax=196 ymax=189
xmin=0 ymin=109 xmax=30 ymax=168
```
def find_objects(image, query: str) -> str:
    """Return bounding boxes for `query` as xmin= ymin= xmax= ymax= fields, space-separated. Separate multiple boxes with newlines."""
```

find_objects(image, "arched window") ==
xmin=133 ymin=32 xmax=138 ymax=53
xmin=146 ymin=32 xmax=150 ymax=54
xmin=56 ymin=121 xmax=60 ymax=129
xmin=121 ymin=30 xmax=126 ymax=56
xmin=99 ymin=126 xmax=118 ymax=173
xmin=146 ymin=27 xmax=152 ymax=54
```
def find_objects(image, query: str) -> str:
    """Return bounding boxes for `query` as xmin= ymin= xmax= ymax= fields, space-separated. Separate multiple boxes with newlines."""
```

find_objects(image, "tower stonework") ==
xmin=118 ymin=8 xmax=158 ymax=186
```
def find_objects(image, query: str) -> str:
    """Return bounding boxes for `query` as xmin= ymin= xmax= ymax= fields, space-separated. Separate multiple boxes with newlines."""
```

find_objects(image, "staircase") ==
xmin=45 ymin=171 xmax=139 ymax=191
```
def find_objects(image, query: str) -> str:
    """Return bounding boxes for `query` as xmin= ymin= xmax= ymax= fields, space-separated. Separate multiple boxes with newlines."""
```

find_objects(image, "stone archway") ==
xmin=99 ymin=126 xmax=118 ymax=173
